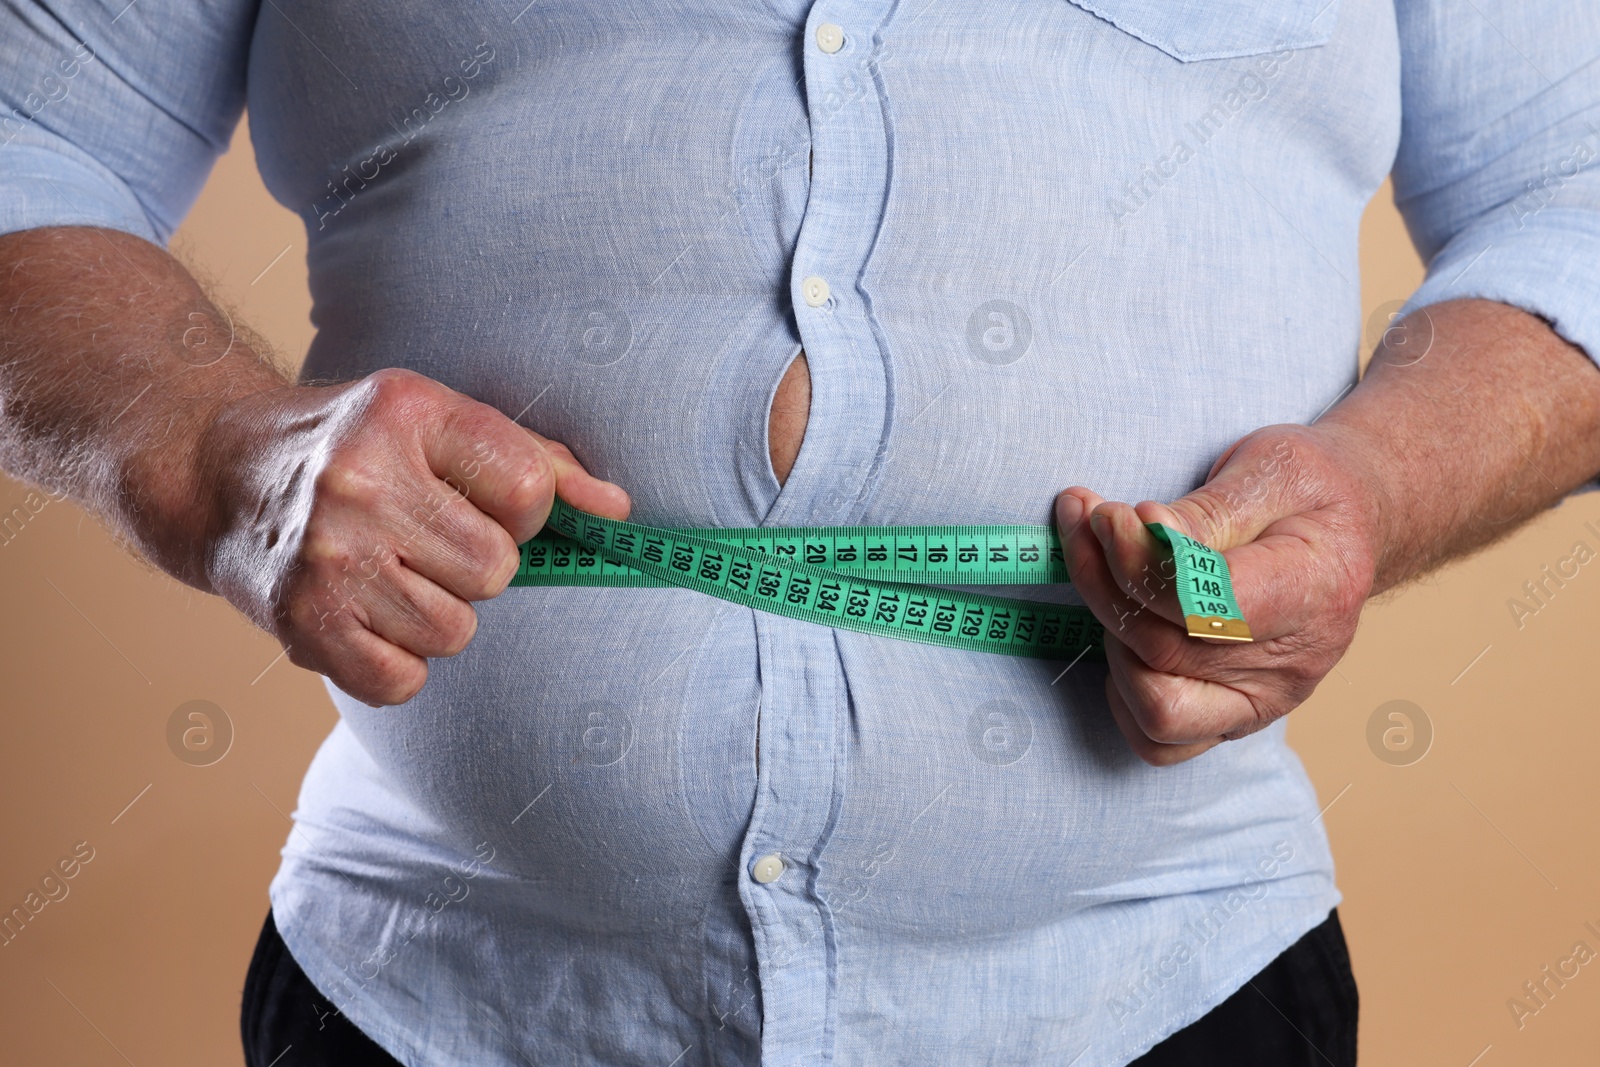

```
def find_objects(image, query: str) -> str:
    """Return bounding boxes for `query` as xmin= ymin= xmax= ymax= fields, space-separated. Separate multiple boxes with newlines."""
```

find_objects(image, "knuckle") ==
xmin=364 ymin=366 xmax=431 ymax=406
xmin=447 ymin=567 xmax=493 ymax=603
xmin=1179 ymin=489 xmax=1231 ymax=544
xmin=282 ymin=593 xmax=323 ymax=635
xmin=299 ymin=525 xmax=348 ymax=568
xmin=537 ymin=437 xmax=577 ymax=462
xmin=313 ymin=457 xmax=383 ymax=509
xmin=428 ymin=518 xmax=515 ymax=600
xmin=378 ymin=671 xmax=427 ymax=706
xmin=451 ymin=571 xmax=500 ymax=603
xmin=358 ymin=368 xmax=444 ymax=434
xmin=328 ymin=663 xmax=382 ymax=705
xmin=384 ymin=659 xmax=429 ymax=704
xmin=283 ymin=584 xmax=344 ymax=636
xmin=346 ymin=650 xmax=426 ymax=707
xmin=432 ymin=604 xmax=479 ymax=657
xmin=502 ymin=454 xmax=555 ymax=515
xmin=1329 ymin=568 xmax=1371 ymax=619
xmin=1136 ymin=695 xmax=1189 ymax=744
xmin=461 ymin=544 xmax=519 ymax=600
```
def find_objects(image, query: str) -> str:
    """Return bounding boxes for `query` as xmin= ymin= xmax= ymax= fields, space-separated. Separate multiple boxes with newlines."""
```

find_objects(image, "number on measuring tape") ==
xmin=512 ymin=500 xmax=1251 ymax=658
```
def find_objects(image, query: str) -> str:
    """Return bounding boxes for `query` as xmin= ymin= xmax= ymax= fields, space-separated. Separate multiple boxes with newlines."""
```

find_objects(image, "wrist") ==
xmin=1305 ymin=413 xmax=1404 ymax=597
xmin=190 ymin=377 xmax=310 ymax=595
xmin=114 ymin=355 xmax=292 ymax=593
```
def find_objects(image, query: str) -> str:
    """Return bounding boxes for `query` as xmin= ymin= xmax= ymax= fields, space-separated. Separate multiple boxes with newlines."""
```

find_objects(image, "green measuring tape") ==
xmin=511 ymin=498 xmax=1252 ymax=661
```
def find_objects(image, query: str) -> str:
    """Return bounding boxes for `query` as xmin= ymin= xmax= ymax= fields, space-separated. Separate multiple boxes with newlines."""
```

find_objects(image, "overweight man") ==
xmin=2 ymin=1 xmax=1598 ymax=1064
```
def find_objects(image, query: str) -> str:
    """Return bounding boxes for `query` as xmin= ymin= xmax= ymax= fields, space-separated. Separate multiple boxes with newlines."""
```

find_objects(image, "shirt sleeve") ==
xmin=0 ymin=0 xmax=259 ymax=245
xmin=1392 ymin=0 xmax=1600 ymax=368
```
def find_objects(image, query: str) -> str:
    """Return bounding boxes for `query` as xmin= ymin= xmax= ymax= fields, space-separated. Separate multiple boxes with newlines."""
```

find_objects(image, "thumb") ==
xmin=1142 ymin=430 xmax=1301 ymax=551
xmin=519 ymin=427 xmax=632 ymax=523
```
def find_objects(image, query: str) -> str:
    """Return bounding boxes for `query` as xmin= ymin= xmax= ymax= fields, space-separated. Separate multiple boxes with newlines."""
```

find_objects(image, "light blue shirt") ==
xmin=5 ymin=0 xmax=1599 ymax=1063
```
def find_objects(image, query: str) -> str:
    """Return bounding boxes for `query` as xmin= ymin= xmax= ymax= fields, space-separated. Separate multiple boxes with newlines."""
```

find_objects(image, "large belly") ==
xmin=330 ymin=585 xmax=763 ymax=934
xmin=328 ymin=580 xmax=1324 ymax=944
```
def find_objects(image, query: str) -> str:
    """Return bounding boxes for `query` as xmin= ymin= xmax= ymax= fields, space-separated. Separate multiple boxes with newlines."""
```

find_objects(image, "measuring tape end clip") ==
xmin=1185 ymin=615 xmax=1254 ymax=642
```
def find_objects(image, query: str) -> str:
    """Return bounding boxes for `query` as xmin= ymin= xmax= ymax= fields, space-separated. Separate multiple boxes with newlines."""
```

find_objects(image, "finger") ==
xmin=1056 ymin=487 xmax=1164 ymax=642
xmin=423 ymin=402 xmax=629 ymax=545
xmin=382 ymin=483 xmax=523 ymax=601
xmin=285 ymin=604 xmax=429 ymax=707
xmin=1056 ymin=485 xmax=1109 ymax=589
xmin=1105 ymin=634 xmax=1258 ymax=744
xmin=358 ymin=558 xmax=480 ymax=659
xmin=1054 ymin=485 xmax=1098 ymax=543
xmin=1139 ymin=430 xmax=1316 ymax=641
xmin=1088 ymin=500 xmax=1186 ymax=629
xmin=1062 ymin=489 xmax=1308 ymax=660
xmin=526 ymin=430 xmax=633 ymax=520
xmin=1102 ymin=639 xmax=1219 ymax=766
xmin=420 ymin=404 xmax=558 ymax=544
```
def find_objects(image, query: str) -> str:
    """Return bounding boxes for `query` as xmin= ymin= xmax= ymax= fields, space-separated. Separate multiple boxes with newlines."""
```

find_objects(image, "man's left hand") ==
xmin=1054 ymin=423 xmax=1387 ymax=765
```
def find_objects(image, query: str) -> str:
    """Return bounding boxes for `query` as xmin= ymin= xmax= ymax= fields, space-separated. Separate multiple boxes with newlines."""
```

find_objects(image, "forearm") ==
xmin=0 ymin=225 xmax=290 ymax=589
xmin=1314 ymin=298 xmax=1600 ymax=597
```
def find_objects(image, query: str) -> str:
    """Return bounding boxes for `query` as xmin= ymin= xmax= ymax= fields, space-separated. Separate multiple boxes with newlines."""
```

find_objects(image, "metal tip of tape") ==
xmin=1186 ymin=616 xmax=1254 ymax=642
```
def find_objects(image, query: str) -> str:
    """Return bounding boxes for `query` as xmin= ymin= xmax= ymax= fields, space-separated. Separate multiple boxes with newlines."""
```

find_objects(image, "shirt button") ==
xmin=801 ymin=275 xmax=831 ymax=307
xmin=815 ymin=23 xmax=845 ymax=54
xmin=752 ymin=853 xmax=786 ymax=884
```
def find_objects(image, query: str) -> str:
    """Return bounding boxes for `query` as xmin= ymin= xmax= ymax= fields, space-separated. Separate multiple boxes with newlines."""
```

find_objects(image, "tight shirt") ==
xmin=4 ymin=0 xmax=1598 ymax=1062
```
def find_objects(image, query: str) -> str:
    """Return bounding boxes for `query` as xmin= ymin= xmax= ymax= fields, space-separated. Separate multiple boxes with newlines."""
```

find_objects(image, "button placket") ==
xmin=775 ymin=1 xmax=894 ymax=532
xmin=743 ymin=3 xmax=898 ymax=1065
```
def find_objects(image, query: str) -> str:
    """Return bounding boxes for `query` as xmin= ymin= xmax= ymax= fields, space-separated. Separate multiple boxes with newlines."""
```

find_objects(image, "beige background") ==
xmin=2 ymin=114 xmax=1598 ymax=1066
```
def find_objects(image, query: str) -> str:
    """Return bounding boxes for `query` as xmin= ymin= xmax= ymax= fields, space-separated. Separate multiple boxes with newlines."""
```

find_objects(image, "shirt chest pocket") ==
xmin=1061 ymin=0 xmax=1341 ymax=61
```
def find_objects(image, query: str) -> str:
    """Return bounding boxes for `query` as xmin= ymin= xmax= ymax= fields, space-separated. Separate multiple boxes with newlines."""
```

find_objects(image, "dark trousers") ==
xmin=242 ymin=907 xmax=1357 ymax=1065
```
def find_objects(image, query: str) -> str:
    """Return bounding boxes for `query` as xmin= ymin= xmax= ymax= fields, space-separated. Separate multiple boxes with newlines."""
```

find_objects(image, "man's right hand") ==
xmin=0 ymin=228 xmax=630 ymax=708
xmin=199 ymin=367 xmax=631 ymax=706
